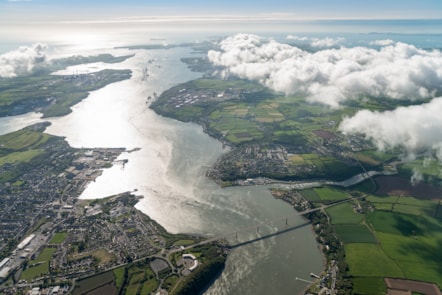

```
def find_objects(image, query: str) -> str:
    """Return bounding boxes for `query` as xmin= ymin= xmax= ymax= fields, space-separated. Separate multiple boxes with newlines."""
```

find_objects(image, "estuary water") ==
xmin=45 ymin=47 xmax=323 ymax=294
xmin=4 ymin=20 xmax=442 ymax=293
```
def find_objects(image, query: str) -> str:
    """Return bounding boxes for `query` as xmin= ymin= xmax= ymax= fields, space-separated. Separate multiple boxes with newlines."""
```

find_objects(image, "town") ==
xmin=0 ymin=123 xmax=227 ymax=294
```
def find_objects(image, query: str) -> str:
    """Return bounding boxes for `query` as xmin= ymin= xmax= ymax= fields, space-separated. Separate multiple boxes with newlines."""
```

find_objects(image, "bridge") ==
xmin=177 ymin=194 xmax=366 ymax=251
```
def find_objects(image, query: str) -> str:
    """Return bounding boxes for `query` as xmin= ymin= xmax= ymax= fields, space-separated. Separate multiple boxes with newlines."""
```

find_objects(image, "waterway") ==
xmin=2 ymin=19 xmax=442 ymax=294
xmin=43 ymin=46 xmax=324 ymax=294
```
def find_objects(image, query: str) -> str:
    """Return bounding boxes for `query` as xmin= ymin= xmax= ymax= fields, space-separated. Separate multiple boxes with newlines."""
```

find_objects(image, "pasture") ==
xmin=326 ymin=203 xmax=364 ymax=224
xmin=344 ymin=243 xmax=403 ymax=277
xmin=334 ymin=224 xmax=377 ymax=244
xmin=313 ymin=187 xmax=350 ymax=202
xmin=352 ymin=277 xmax=386 ymax=295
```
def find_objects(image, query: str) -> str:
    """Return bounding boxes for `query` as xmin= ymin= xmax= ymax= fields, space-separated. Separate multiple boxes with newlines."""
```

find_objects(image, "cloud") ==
xmin=0 ymin=43 xmax=48 ymax=78
xmin=286 ymin=35 xmax=309 ymax=41
xmin=410 ymin=169 xmax=423 ymax=186
xmin=370 ymin=39 xmax=395 ymax=46
xmin=208 ymin=34 xmax=442 ymax=108
xmin=339 ymin=97 xmax=442 ymax=159
xmin=286 ymin=34 xmax=344 ymax=48
xmin=310 ymin=37 xmax=344 ymax=48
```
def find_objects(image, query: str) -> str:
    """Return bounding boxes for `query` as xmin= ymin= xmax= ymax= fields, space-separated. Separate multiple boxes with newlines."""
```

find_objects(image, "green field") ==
xmin=21 ymin=247 xmax=56 ymax=281
xmin=122 ymin=264 xmax=159 ymax=295
xmin=365 ymin=210 xmax=442 ymax=287
xmin=352 ymin=277 xmax=386 ymax=295
xmin=305 ymin=182 xmax=442 ymax=291
xmin=300 ymin=189 xmax=321 ymax=202
xmin=72 ymin=271 xmax=115 ymax=295
xmin=173 ymin=239 xmax=195 ymax=247
xmin=334 ymin=224 xmax=377 ymax=244
xmin=0 ymin=149 xmax=45 ymax=166
xmin=49 ymin=232 xmax=68 ymax=244
xmin=326 ymin=203 xmax=364 ymax=224
xmin=0 ymin=124 xmax=67 ymax=183
xmin=393 ymin=203 xmax=435 ymax=216
xmin=113 ymin=266 xmax=125 ymax=290
xmin=366 ymin=195 xmax=399 ymax=204
xmin=313 ymin=187 xmax=350 ymax=202
xmin=345 ymin=243 xmax=403 ymax=277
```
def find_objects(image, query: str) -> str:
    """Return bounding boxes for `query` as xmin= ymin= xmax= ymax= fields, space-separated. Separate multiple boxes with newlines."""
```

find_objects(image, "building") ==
xmin=0 ymin=267 xmax=11 ymax=280
xmin=0 ymin=258 xmax=9 ymax=269
xmin=17 ymin=234 xmax=36 ymax=250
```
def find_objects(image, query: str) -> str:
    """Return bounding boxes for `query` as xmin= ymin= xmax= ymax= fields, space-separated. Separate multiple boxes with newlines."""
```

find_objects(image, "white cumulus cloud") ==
xmin=339 ymin=97 xmax=442 ymax=159
xmin=0 ymin=43 xmax=48 ymax=78
xmin=310 ymin=37 xmax=344 ymax=48
xmin=369 ymin=39 xmax=395 ymax=46
xmin=286 ymin=34 xmax=344 ymax=48
xmin=208 ymin=34 xmax=442 ymax=108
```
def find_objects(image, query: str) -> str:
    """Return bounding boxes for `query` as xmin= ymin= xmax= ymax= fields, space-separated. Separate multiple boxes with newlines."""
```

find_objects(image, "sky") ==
xmin=2 ymin=0 xmax=442 ymax=21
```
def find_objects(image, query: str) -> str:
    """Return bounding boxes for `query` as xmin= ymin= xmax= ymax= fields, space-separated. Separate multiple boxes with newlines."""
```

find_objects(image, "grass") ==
xmin=313 ymin=187 xmax=350 ymax=202
xmin=300 ymin=189 xmax=321 ymax=202
xmin=373 ymin=202 xmax=393 ymax=211
xmin=173 ymin=239 xmax=195 ymax=247
xmin=0 ymin=129 xmax=50 ymax=151
xmin=393 ymin=203 xmax=435 ymax=216
xmin=140 ymin=278 xmax=160 ymax=294
xmin=92 ymin=249 xmax=115 ymax=265
xmin=397 ymin=196 xmax=438 ymax=207
xmin=367 ymin=195 xmax=399 ymax=203
xmin=49 ymin=232 xmax=68 ymax=244
xmin=193 ymin=78 xmax=263 ymax=91
xmin=21 ymin=247 xmax=56 ymax=281
xmin=119 ymin=264 xmax=161 ymax=295
xmin=363 ymin=210 xmax=442 ymax=287
xmin=0 ymin=149 xmax=45 ymax=166
xmin=352 ymin=277 xmax=387 ymax=295
xmin=345 ymin=243 xmax=403 ymax=277
xmin=113 ymin=266 xmax=125 ymax=290
xmin=334 ymin=224 xmax=377 ymax=244
xmin=72 ymin=271 xmax=115 ymax=295
xmin=163 ymin=275 xmax=180 ymax=292
xmin=374 ymin=232 xmax=442 ymax=287
xmin=326 ymin=203 xmax=364 ymax=224
xmin=367 ymin=211 xmax=426 ymax=236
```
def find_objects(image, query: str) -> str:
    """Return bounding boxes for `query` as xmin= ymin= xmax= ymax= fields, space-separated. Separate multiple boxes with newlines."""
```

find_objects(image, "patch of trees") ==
xmin=173 ymin=257 xmax=225 ymax=295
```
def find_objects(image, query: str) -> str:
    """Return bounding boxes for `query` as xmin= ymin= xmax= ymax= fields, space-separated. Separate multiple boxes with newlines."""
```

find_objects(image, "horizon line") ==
xmin=4 ymin=15 xmax=442 ymax=25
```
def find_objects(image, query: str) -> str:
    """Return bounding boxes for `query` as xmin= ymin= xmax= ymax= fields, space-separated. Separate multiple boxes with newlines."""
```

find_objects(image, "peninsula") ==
xmin=149 ymin=56 xmax=442 ymax=294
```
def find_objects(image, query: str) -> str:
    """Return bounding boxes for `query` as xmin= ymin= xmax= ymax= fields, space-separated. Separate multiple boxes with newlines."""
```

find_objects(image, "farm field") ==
xmin=313 ymin=187 xmax=350 ymax=203
xmin=151 ymin=77 xmax=386 ymax=181
xmin=300 ymin=178 xmax=442 ymax=293
xmin=72 ymin=271 xmax=115 ymax=295
xmin=326 ymin=203 xmax=364 ymax=225
xmin=352 ymin=277 xmax=387 ymax=295
xmin=334 ymin=224 xmax=377 ymax=244
xmin=149 ymin=69 xmax=442 ymax=294
xmin=344 ymin=243 xmax=403 ymax=277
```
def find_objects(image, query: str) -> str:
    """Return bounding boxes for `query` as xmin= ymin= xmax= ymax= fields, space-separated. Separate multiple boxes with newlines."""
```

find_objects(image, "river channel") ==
xmin=23 ymin=46 xmax=323 ymax=294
